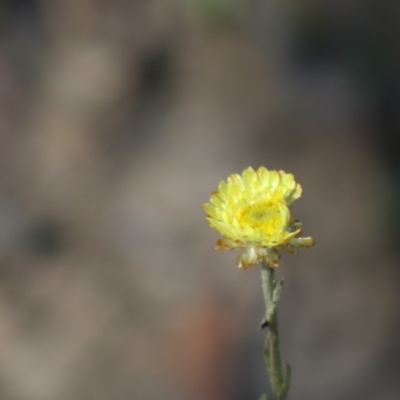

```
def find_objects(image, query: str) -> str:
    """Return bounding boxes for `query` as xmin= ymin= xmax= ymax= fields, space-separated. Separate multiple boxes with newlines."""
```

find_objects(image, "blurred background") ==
xmin=0 ymin=1 xmax=399 ymax=399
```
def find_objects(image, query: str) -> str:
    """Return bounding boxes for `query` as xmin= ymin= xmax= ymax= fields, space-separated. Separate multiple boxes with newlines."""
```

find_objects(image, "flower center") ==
xmin=237 ymin=200 xmax=286 ymax=235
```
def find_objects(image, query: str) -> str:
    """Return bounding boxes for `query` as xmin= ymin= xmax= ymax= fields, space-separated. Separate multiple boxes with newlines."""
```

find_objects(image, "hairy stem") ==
xmin=261 ymin=261 xmax=290 ymax=400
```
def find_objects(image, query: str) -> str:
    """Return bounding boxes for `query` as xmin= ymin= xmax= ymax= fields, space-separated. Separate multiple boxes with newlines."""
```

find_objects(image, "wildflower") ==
xmin=204 ymin=167 xmax=314 ymax=269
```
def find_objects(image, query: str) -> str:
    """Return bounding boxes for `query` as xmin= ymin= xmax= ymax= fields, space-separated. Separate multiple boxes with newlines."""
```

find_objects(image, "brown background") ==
xmin=0 ymin=1 xmax=399 ymax=399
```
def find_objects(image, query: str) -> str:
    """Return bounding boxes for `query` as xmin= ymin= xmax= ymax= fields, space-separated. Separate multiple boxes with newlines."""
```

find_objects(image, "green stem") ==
xmin=261 ymin=260 xmax=290 ymax=400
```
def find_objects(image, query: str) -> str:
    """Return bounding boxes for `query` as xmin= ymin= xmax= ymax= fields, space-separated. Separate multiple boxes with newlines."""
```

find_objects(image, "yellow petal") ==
xmin=242 ymin=167 xmax=257 ymax=186
xmin=203 ymin=203 xmax=218 ymax=219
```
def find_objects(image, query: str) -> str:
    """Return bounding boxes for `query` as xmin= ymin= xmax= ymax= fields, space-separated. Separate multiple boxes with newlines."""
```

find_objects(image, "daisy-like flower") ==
xmin=204 ymin=167 xmax=314 ymax=269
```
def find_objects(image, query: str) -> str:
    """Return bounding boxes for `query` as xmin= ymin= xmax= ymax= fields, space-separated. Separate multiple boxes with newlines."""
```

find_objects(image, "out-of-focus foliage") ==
xmin=184 ymin=0 xmax=246 ymax=26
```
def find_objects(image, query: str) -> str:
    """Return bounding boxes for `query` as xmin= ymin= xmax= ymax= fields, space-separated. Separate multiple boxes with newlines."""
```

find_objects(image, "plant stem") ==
xmin=260 ymin=260 xmax=290 ymax=400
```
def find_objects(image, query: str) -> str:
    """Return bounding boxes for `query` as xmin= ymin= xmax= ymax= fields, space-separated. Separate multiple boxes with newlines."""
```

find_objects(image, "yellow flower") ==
xmin=204 ymin=167 xmax=314 ymax=269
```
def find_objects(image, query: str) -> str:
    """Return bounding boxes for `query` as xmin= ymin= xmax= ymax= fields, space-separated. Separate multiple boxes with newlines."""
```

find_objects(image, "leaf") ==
xmin=272 ymin=279 xmax=284 ymax=305
xmin=279 ymin=363 xmax=291 ymax=400
xmin=263 ymin=336 xmax=273 ymax=378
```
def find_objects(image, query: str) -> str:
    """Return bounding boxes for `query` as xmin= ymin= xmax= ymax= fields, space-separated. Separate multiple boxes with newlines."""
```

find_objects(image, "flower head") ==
xmin=204 ymin=167 xmax=314 ymax=269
